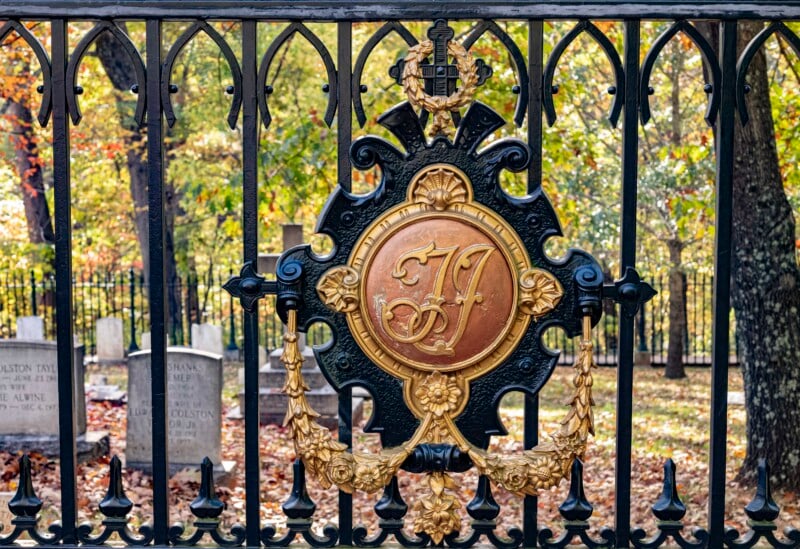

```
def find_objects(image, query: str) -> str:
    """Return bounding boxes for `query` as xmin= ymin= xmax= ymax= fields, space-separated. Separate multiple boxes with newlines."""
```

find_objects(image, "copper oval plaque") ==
xmin=333 ymin=164 xmax=535 ymax=383
xmin=363 ymin=216 xmax=515 ymax=371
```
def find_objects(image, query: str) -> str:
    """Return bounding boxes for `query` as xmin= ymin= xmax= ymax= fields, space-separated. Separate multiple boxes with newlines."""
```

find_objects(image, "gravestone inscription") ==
xmin=0 ymin=340 xmax=107 ymax=460
xmin=126 ymin=348 xmax=224 ymax=473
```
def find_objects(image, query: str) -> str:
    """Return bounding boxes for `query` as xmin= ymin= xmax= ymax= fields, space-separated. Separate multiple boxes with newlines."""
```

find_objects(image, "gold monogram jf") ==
xmin=380 ymin=242 xmax=495 ymax=356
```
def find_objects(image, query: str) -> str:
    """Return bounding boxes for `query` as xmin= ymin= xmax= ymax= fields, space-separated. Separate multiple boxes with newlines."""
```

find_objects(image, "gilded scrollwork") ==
xmin=281 ymin=309 xmax=597 ymax=540
xmin=281 ymin=309 xmax=412 ymax=494
xmin=316 ymin=265 xmax=360 ymax=313
xmin=519 ymin=267 xmax=563 ymax=319
xmin=466 ymin=316 xmax=596 ymax=494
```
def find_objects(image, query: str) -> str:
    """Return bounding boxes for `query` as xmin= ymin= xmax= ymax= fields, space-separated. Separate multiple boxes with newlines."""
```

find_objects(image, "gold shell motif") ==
xmin=411 ymin=167 xmax=469 ymax=211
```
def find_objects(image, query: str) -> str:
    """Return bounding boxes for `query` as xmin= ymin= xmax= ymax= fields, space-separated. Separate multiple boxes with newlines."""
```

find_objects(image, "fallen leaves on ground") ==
xmin=1 ymin=365 xmax=798 ymax=543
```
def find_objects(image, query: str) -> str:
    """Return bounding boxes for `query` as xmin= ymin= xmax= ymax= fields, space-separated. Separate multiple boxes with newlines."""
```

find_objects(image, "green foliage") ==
xmin=1 ymin=20 xmax=798 ymax=280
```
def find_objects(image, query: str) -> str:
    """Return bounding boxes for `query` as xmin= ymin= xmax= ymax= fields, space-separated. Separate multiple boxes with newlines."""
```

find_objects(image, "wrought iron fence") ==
xmin=0 ymin=268 xmax=329 ymax=355
xmin=0 ymin=268 xmax=736 ymax=365
xmin=0 ymin=3 xmax=798 ymax=549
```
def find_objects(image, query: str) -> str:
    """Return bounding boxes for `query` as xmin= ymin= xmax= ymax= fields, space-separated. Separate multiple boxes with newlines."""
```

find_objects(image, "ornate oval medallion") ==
xmin=362 ymin=215 xmax=516 ymax=372
xmin=319 ymin=164 xmax=550 ymax=386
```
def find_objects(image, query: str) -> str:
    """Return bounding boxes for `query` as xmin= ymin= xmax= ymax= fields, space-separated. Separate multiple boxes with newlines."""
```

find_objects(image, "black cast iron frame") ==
xmin=0 ymin=3 xmax=797 ymax=548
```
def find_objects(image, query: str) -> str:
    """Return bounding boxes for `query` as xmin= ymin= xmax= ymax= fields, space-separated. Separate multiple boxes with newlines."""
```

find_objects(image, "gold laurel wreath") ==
xmin=280 ymin=309 xmax=596 ymax=542
xmin=401 ymin=39 xmax=479 ymax=137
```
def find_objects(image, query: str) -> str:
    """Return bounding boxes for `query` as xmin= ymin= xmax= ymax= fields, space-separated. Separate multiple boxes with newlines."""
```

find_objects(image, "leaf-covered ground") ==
xmin=1 ymin=365 xmax=798 ymax=542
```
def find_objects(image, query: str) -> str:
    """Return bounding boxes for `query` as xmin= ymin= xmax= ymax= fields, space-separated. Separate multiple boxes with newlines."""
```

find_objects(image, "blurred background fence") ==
xmin=0 ymin=267 xmax=737 ymax=365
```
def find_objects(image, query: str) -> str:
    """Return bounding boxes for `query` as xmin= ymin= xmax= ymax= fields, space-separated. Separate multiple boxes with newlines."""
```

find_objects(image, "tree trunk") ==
xmin=664 ymin=52 xmax=687 ymax=379
xmin=731 ymin=22 xmax=800 ymax=490
xmin=94 ymin=29 xmax=150 ymax=277
xmin=665 ymin=239 xmax=687 ymax=378
xmin=95 ymin=27 xmax=182 ymax=338
xmin=6 ymin=98 xmax=54 ymax=244
xmin=700 ymin=21 xmax=800 ymax=490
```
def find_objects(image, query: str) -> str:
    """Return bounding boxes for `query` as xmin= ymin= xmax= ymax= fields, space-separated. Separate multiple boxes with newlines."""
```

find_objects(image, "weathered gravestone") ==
xmin=15 ymin=316 xmax=44 ymax=340
xmin=0 ymin=492 xmax=12 ymax=532
xmin=126 ymin=348 xmax=229 ymax=474
xmin=0 ymin=339 xmax=108 ymax=460
xmin=254 ymin=342 xmax=344 ymax=429
xmin=190 ymin=323 xmax=223 ymax=356
xmin=96 ymin=317 xmax=125 ymax=361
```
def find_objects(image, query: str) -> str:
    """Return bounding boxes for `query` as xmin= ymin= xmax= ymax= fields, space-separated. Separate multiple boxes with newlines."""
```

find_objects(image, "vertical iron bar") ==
xmin=228 ymin=268 xmax=238 ymax=352
xmin=683 ymin=273 xmax=689 ymax=361
xmin=30 ymin=270 xmax=37 ymax=316
xmin=651 ymin=278 xmax=656 ymax=358
xmin=692 ymin=271 xmax=697 ymax=363
xmin=175 ymin=274 xmax=183 ymax=345
xmin=241 ymin=19 xmax=261 ymax=547
xmin=51 ymin=18 xmax=77 ymax=544
xmin=107 ymin=271 xmax=112 ymax=316
xmin=146 ymin=18 xmax=169 ymax=544
xmin=129 ymin=268 xmax=139 ymax=352
xmin=2 ymin=273 xmax=8 ymax=335
xmin=708 ymin=20 xmax=736 ymax=547
xmin=14 ymin=271 xmax=21 ymax=319
xmin=139 ymin=271 xmax=145 ymax=336
xmin=50 ymin=275 xmax=56 ymax=339
xmin=637 ymin=300 xmax=647 ymax=352
xmin=117 ymin=272 xmax=122 ymax=317
xmin=702 ymin=274 xmax=707 ymax=360
xmin=659 ymin=274 xmax=665 ymax=361
xmin=89 ymin=273 xmax=96 ymax=354
xmin=337 ymin=20 xmax=354 ymax=546
xmin=528 ymin=19 xmax=543 ymax=194
xmin=80 ymin=273 xmax=86 ymax=348
xmin=184 ymin=274 xmax=190 ymax=346
xmin=615 ymin=19 xmax=641 ymax=548
xmin=524 ymin=20 xmax=543 ymax=544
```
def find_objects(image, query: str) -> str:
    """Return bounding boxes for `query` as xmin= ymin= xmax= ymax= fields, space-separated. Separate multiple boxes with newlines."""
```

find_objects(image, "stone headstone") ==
xmin=0 ymin=492 xmax=12 ymax=532
xmin=257 ymin=253 xmax=279 ymax=275
xmin=96 ymin=317 xmax=125 ymax=361
xmin=0 ymin=340 xmax=106 ymax=460
xmin=87 ymin=384 xmax=126 ymax=405
xmin=126 ymin=347 xmax=223 ymax=472
xmin=242 ymin=344 xmax=361 ymax=429
xmin=258 ymin=224 xmax=304 ymax=274
xmin=282 ymin=223 xmax=304 ymax=249
xmin=141 ymin=332 xmax=151 ymax=350
xmin=727 ymin=391 xmax=745 ymax=406
xmin=634 ymin=351 xmax=651 ymax=367
xmin=16 ymin=316 xmax=44 ymax=340
xmin=191 ymin=323 xmax=224 ymax=356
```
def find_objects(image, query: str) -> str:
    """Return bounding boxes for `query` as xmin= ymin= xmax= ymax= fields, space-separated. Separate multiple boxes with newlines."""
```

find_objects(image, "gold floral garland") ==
xmin=280 ymin=309 xmax=596 ymax=543
xmin=401 ymin=39 xmax=479 ymax=137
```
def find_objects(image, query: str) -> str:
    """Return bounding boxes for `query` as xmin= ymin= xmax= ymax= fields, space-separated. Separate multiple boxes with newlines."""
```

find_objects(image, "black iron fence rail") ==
xmin=3 ymin=1 xmax=800 ymax=19
xmin=0 ymin=5 xmax=797 ymax=549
